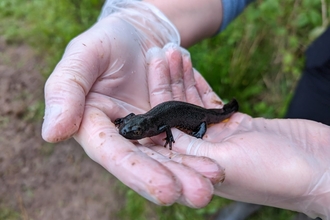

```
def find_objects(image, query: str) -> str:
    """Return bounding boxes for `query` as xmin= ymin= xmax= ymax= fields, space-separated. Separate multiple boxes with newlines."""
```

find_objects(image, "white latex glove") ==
xmin=147 ymin=45 xmax=330 ymax=219
xmin=42 ymin=0 xmax=224 ymax=207
xmin=170 ymin=114 xmax=330 ymax=219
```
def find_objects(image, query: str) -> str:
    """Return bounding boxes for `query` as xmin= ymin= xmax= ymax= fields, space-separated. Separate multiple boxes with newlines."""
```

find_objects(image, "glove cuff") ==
xmin=99 ymin=0 xmax=180 ymax=46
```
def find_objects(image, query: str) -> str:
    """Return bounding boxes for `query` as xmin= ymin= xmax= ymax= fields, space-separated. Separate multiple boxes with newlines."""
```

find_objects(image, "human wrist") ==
xmin=143 ymin=0 xmax=222 ymax=47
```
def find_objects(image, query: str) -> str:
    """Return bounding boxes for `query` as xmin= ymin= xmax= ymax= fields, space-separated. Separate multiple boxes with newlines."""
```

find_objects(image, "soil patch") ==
xmin=0 ymin=38 xmax=123 ymax=220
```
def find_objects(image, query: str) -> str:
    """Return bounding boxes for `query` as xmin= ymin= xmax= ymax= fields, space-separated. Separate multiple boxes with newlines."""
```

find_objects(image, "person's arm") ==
xmin=143 ymin=0 xmax=254 ymax=47
xmin=143 ymin=0 xmax=222 ymax=47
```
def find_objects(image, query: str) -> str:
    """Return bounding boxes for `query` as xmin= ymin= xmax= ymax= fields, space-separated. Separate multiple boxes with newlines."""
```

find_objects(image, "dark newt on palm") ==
xmin=114 ymin=99 xmax=239 ymax=150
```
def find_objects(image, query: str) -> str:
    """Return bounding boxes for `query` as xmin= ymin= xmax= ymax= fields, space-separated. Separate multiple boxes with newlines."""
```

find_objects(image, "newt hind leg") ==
xmin=191 ymin=122 xmax=207 ymax=139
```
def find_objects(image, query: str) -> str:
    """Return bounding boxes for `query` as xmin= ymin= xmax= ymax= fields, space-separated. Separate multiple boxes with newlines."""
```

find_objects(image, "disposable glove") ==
xmin=170 ymin=113 xmax=330 ymax=219
xmin=147 ymin=44 xmax=330 ymax=219
xmin=42 ymin=0 xmax=224 ymax=206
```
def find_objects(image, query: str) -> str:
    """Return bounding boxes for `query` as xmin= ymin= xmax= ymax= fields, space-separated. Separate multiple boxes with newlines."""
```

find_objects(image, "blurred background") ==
xmin=0 ymin=0 xmax=328 ymax=219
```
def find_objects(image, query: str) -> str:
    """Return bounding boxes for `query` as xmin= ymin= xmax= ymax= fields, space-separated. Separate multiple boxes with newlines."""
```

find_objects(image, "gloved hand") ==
xmin=170 ymin=113 xmax=330 ymax=219
xmin=42 ymin=0 xmax=224 ymax=207
xmin=147 ymin=45 xmax=330 ymax=219
xmin=43 ymin=0 xmax=180 ymax=143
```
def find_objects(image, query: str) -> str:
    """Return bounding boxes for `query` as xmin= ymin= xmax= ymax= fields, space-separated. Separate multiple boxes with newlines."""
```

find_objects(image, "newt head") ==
xmin=116 ymin=115 xmax=150 ymax=140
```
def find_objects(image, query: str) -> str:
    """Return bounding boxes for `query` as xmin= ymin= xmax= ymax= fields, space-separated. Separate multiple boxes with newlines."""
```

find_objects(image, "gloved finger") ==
xmin=181 ymin=48 xmax=204 ymax=107
xmin=74 ymin=103 xmax=182 ymax=205
xmin=193 ymin=70 xmax=224 ymax=109
xmin=164 ymin=43 xmax=186 ymax=102
xmin=150 ymin=128 xmax=211 ymax=159
xmin=138 ymin=146 xmax=214 ymax=208
xmin=42 ymin=26 xmax=111 ymax=143
xmin=147 ymin=47 xmax=173 ymax=106
xmin=149 ymin=145 xmax=225 ymax=185
xmin=170 ymin=113 xmax=248 ymax=155
xmin=147 ymin=43 xmax=208 ymax=108
xmin=148 ymin=127 xmax=226 ymax=185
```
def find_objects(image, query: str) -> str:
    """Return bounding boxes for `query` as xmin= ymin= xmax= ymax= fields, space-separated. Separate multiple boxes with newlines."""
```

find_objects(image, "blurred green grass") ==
xmin=190 ymin=0 xmax=327 ymax=118
xmin=0 ymin=0 xmax=328 ymax=219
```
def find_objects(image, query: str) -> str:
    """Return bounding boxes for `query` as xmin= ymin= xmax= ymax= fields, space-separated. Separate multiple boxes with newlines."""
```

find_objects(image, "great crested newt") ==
xmin=114 ymin=99 xmax=239 ymax=150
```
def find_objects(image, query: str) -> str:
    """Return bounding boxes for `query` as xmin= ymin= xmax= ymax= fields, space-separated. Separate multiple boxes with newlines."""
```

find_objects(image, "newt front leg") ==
xmin=159 ymin=125 xmax=175 ymax=150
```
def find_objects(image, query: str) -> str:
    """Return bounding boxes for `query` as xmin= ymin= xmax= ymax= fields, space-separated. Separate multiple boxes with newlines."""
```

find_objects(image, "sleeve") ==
xmin=220 ymin=0 xmax=255 ymax=32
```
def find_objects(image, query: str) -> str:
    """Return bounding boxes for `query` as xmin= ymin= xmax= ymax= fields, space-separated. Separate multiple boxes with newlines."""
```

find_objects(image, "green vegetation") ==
xmin=0 ymin=206 xmax=21 ymax=220
xmin=0 ymin=0 xmax=103 ymax=74
xmin=1 ymin=0 xmax=328 ymax=219
xmin=190 ymin=0 xmax=328 ymax=118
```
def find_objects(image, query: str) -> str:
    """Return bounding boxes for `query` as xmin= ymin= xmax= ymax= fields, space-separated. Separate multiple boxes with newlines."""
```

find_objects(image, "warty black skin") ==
xmin=114 ymin=99 xmax=239 ymax=150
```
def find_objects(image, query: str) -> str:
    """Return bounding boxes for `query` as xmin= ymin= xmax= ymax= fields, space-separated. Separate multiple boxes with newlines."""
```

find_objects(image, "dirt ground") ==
xmin=0 ymin=38 xmax=125 ymax=220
